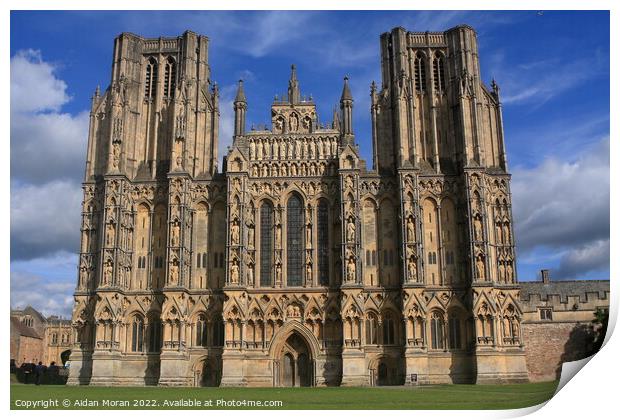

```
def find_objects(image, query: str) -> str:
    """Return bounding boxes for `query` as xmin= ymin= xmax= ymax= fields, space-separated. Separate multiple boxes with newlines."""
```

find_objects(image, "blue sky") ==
xmin=10 ymin=10 xmax=610 ymax=317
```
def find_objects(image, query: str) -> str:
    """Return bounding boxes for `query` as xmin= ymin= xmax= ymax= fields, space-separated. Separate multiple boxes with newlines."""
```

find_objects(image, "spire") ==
xmin=340 ymin=75 xmax=353 ymax=102
xmin=234 ymin=79 xmax=246 ymax=103
xmin=287 ymin=64 xmax=301 ymax=104
xmin=332 ymin=105 xmax=340 ymax=131
xmin=340 ymin=76 xmax=353 ymax=140
xmin=233 ymin=80 xmax=246 ymax=137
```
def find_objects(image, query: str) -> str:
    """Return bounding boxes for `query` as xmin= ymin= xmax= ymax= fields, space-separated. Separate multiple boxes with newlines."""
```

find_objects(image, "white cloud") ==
xmin=555 ymin=239 xmax=610 ymax=279
xmin=11 ymin=270 xmax=75 ymax=319
xmin=492 ymin=55 xmax=606 ymax=107
xmin=10 ymin=49 xmax=71 ymax=113
xmin=512 ymin=136 xmax=609 ymax=278
xmin=11 ymin=180 xmax=83 ymax=261
xmin=11 ymin=110 xmax=89 ymax=183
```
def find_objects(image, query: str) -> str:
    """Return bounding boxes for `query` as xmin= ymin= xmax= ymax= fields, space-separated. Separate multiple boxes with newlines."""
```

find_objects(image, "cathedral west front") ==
xmin=68 ymin=25 xmax=529 ymax=387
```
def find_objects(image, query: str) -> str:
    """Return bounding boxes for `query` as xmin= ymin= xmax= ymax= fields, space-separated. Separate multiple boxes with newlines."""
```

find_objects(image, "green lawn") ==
xmin=10 ymin=381 xmax=558 ymax=410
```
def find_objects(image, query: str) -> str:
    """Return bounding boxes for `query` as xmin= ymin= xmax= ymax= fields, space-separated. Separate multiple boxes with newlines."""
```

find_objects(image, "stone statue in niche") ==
xmin=230 ymin=260 xmax=239 ymax=284
xmin=112 ymin=142 xmax=120 ymax=169
xmin=475 ymin=256 xmax=485 ymax=280
xmin=407 ymin=257 xmax=417 ymax=282
xmin=346 ymin=218 xmax=356 ymax=242
xmin=170 ymin=261 xmax=179 ymax=285
xmin=263 ymin=139 xmax=270 ymax=159
xmin=273 ymin=139 xmax=280 ymax=159
xmin=407 ymin=216 xmax=415 ymax=242
xmin=295 ymin=138 xmax=302 ymax=158
xmin=256 ymin=141 xmax=263 ymax=160
xmin=247 ymin=263 xmax=254 ymax=286
xmin=287 ymin=141 xmax=294 ymax=159
xmin=103 ymin=259 xmax=113 ymax=285
xmin=274 ymin=117 xmax=284 ymax=134
xmin=247 ymin=223 xmax=255 ymax=248
xmin=346 ymin=257 xmax=356 ymax=282
xmin=474 ymin=218 xmax=483 ymax=241
xmin=289 ymin=113 xmax=299 ymax=132
xmin=230 ymin=220 xmax=240 ymax=245
xmin=506 ymin=263 xmax=513 ymax=283
xmin=498 ymin=263 xmax=506 ymax=283
xmin=306 ymin=263 xmax=312 ymax=283
xmin=345 ymin=176 xmax=354 ymax=190
xmin=106 ymin=222 xmax=116 ymax=247
xmin=249 ymin=140 xmax=255 ymax=160
xmin=171 ymin=221 xmax=180 ymax=246
xmin=275 ymin=263 xmax=282 ymax=284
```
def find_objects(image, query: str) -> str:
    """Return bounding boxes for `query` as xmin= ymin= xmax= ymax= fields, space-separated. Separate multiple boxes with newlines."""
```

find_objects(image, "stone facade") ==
xmin=68 ymin=25 xmax=531 ymax=387
xmin=10 ymin=306 xmax=72 ymax=366
xmin=520 ymin=272 xmax=610 ymax=382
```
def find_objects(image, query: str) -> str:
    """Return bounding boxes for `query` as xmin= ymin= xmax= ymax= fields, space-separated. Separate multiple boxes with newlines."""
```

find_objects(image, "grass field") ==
xmin=10 ymin=381 xmax=559 ymax=410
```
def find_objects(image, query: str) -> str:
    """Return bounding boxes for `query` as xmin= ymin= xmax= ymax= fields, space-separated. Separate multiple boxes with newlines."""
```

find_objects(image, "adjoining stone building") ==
xmin=10 ymin=306 xmax=72 ymax=366
xmin=520 ymin=270 xmax=609 ymax=382
xmin=66 ymin=25 xmax=600 ymax=387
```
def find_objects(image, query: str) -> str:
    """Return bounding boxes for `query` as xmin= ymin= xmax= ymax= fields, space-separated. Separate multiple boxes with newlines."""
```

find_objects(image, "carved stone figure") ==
xmin=407 ymin=257 xmax=417 ymax=281
xmin=171 ymin=221 xmax=180 ymax=246
xmin=474 ymin=218 xmax=483 ymax=241
xmin=170 ymin=261 xmax=179 ymax=285
xmin=247 ymin=264 xmax=254 ymax=286
xmin=106 ymin=222 xmax=115 ymax=247
xmin=247 ymin=224 xmax=255 ymax=248
xmin=289 ymin=113 xmax=299 ymax=132
xmin=476 ymin=256 xmax=485 ymax=280
xmin=346 ymin=218 xmax=356 ymax=242
xmin=275 ymin=263 xmax=282 ymax=284
xmin=249 ymin=140 xmax=255 ymax=160
xmin=230 ymin=221 xmax=240 ymax=245
xmin=346 ymin=258 xmax=356 ymax=282
xmin=230 ymin=260 xmax=239 ymax=284
xmin=407 ymin=217 xmax=415 ymax=242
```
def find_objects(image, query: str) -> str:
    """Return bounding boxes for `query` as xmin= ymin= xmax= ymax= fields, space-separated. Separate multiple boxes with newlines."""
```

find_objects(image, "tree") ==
xmin=590 ymin=308 xmax=609 ymax=353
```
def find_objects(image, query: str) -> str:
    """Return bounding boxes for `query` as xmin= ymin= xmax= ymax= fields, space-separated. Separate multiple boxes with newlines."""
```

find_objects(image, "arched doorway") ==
xmin=278 ymin=332 xmax=313 ymax=387
xmin=377 ymin=362 xmax=388 ymax=386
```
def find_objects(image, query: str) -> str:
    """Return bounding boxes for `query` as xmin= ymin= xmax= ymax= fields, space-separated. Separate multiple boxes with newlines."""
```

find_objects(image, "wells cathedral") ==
xmin=68 ymin=25 xmax=530 ymax=387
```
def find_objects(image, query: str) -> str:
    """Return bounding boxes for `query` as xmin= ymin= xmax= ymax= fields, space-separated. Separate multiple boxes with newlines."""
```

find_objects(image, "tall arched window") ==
xmin=287 ymin=195 xmax=304 ymax=286
xmin=144 ymin=57 xmax=158 ymax=99
xmin=260 ymin=202 xmax=274 ymax=286
xmin=366 ymin=313 xmax=378 ymax=345
xmin=382 ymin=312 xmax=396 ymax=345
xmin=414 ymin=52 xmax=427 ymax=92
xmin=317 ymin=200 xmax=329 ymax=286
xmin=195 ymin=314 xmax=208 ymax=347
xmin=433 ymin=52 xmax=446 ymax=92
xmin=163 ymin=56 xmax=176 ymax=98
xmin=430 ymin=312 xmax=444 ymax=350
xmin=131 ymin=315 xmax=145 ymax=352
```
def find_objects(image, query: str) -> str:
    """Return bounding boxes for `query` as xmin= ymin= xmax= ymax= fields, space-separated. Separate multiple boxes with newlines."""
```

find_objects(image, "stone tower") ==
xmin=68 ymin=31 xmax=226 ymax=386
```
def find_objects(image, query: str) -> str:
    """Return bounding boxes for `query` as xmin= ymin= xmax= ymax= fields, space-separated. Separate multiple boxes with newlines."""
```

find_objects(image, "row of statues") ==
xmin=248 ymin=136 xmax=339 ymax=161
xmin=251 ymin=161 xmax=337 ymax=178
